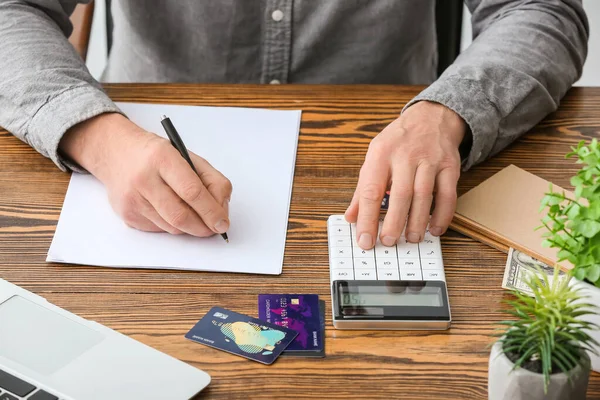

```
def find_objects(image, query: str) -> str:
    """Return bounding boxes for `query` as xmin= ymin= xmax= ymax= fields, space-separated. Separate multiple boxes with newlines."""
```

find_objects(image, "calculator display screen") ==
xmin=340 ymin=288 xmax=442 ymax=307
xmin=333 ymin=280 xmax=450 ymax=321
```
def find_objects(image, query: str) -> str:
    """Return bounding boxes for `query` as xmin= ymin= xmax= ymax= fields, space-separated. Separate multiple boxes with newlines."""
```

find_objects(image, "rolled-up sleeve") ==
xmin=0 ymin=0 xmax=123 ymax=172
xmin=404 ymin=0 xmax=589 ymax=170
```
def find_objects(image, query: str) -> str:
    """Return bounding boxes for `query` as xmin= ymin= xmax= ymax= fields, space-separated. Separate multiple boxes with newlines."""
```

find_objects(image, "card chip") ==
xmin=291 ymin=298 xmax=299 ymax=305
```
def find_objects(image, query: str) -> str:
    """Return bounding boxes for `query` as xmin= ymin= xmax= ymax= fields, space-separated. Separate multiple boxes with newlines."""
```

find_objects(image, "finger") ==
xmin=120 ymin=201 xmax=164 ymax=233
xmin=379 ymin=162 xmax=416 ymax=246
xmin=123 ymin=215 xmax=163 ymax=232
xmin=429 ymin=168 xmax=459 ymax=236
xmin=405 ymin=163 xmax=436 ymax=243
xmin=110 ymin=189 xmax=165 ymax=233
xmin=141 ymin=175 xmax=214 ymax=237
xmin=159 ymin=155 xmax=229 ymax=234
xmin=344 ymin=188 xmax=360 ymax=223
xmin=190 ymin=153 xmax=233 ymax=206
xmin=138 ymin=196 xmax=184 ymax=235
xmin=356 ymin=161 xmax=389 ymax=250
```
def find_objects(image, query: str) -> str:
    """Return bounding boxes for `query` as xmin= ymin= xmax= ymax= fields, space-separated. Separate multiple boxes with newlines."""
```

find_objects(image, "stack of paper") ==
xmin=47 ymin=102 xmax=302 ymax=275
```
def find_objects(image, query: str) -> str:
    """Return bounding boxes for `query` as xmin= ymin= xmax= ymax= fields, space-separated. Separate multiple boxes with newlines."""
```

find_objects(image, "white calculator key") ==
xmin=329 ymin=215 xmax=349 ymax=226
xmin=401 ymin=269 xmax=423 ymax=280
xmin=332 ymin=247 xmax=353 ymax=257
xmin=375 ymin=244 xmax=397 ymax=258
xmin=377 ymin=258 xmax=399 ymax=270
xmin=399 ymin=258 xmax=420 ymax=270
xmin=331 ymin=225 xmax=351 ymax=237
xmin=353 ymin=246 xmax=375 ymax=258
xmin=377 ymin=269 xmax=400 ymax=280
xmin=331 ymin=237 xmax=352 ymax=247
xmin=421 ymin=259 xmax=443 ymax=270
xmin=423 ymin=270 xmax=445 ymax=281
xmin=397 ymin=238 xmax=419 ymax=257
xmin=355 ymin=258 xmax=376 ymax=270
xmin=355 ymin=269 xmax=378 ymax=280
xmin=419 ymin=247 xmax=440 ymax=259
xmin=332 ymin=269 xmax=355 ymax=280
xmin=331 ymin=258 xmax=354 ymax=269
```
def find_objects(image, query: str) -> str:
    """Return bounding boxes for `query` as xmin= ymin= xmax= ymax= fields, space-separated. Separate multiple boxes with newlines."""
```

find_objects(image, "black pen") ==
xmin=160 ymin=115 xmax=229 ymax=243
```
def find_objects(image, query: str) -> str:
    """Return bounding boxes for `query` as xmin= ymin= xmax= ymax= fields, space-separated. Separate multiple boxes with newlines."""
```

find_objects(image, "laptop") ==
xmin=0 ymin=278 xmax=210 ymax=400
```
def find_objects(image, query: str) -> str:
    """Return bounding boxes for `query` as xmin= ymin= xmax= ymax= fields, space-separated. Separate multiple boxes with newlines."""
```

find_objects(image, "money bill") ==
xmin=502 ymin=247 xmax=567 ymax=296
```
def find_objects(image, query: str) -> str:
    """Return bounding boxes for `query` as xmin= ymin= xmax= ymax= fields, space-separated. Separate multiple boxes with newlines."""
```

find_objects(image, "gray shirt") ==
xmin=0 ymin=0 xmax=589 ymax=172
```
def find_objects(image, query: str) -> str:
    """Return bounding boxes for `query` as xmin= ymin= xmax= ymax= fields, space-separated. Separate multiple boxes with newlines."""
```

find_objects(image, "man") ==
xmin=0 ymin=1 xmax=588 ymax=250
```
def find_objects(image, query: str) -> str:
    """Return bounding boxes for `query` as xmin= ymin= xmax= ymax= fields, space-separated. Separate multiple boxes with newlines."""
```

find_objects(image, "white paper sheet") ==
xmin=47 ymin=102 xmax=301 ymax=275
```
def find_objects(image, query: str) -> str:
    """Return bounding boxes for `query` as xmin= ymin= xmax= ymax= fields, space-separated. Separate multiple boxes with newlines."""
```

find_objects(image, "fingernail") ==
xmin=382 ymin=236 xmax=397 ymax=247
xmin=407 ymin=232 xmax=420 ymax=243
xmin=215 ymin=219 xmax=229 ymax=233
xmin=430 ymin=226 xmax=443 ymax=236
xmin=358 ymin=233 xmax=373 ymax=249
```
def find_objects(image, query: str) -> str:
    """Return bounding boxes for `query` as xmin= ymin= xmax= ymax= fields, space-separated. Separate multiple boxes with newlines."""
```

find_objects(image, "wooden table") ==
xmin=1 ymin=84 xmax=600 ymax=399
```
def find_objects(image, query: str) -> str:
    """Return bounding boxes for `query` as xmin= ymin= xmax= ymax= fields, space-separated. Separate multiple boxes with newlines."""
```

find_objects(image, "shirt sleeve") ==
xmin=404 ymin=0 xmax=589 ymax=170
xmin=0 ymin=0 xmax=123 ymax=172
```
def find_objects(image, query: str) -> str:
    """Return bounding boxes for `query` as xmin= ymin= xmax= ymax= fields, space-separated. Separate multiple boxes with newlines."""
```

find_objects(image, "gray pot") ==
xmin=488 ymin=340 xmax=591 ymax=400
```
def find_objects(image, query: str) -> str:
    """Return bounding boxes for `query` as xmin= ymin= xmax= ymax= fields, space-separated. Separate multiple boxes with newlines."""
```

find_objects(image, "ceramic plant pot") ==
xmin=570 ymin=278 xmax=600 ymax=372
xmin=488 ymin=340 xmax=590 ymax=400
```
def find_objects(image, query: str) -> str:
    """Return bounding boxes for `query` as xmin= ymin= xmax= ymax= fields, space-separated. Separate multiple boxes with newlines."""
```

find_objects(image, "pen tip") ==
xmin=226 ymin=239 xmax=229 ymax=243
xmin=161 ymin=114 xmax=167 ymax=120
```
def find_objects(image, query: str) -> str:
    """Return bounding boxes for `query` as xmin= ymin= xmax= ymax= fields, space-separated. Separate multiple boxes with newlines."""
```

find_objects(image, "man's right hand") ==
xmin=59 ymin=113 xmax=232 ymax=237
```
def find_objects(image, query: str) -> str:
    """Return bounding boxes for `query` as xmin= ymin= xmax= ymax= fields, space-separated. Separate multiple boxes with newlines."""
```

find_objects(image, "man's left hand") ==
xmin=345 ymin=101 xmax=467 ymax=249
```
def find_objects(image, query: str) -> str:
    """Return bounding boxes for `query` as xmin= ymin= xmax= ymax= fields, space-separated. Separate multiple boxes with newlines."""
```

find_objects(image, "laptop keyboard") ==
xmin=0 ymin=369 xmax=58 ymax=400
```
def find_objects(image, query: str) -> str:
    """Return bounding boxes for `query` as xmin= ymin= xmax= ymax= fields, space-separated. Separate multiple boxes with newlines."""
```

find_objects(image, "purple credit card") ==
xmin=258 ymin=294 xmax=323 ymax=352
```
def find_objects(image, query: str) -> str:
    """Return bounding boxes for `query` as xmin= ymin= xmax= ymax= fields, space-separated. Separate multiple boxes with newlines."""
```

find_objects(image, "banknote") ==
xmin=502 ymin=247 xmax=567 ymax=296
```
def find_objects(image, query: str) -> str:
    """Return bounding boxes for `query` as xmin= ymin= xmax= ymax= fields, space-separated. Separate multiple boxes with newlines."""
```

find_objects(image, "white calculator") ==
xmin=327 ymin=215 xmax=451 ymax=330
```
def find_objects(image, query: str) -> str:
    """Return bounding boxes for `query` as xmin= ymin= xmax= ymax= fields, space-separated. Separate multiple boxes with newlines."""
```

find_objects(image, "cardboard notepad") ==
xmin=450 ymin=165 xmax=574 ymax=271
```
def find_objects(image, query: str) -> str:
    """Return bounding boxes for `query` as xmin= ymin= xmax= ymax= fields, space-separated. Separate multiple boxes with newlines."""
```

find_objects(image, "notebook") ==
xmin=450 ymin=165 xmax=575 ymax=271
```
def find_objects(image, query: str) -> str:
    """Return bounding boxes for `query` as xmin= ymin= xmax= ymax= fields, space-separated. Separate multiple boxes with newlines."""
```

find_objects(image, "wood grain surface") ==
xmin=1 ymin=84 xmax=600 ymax=399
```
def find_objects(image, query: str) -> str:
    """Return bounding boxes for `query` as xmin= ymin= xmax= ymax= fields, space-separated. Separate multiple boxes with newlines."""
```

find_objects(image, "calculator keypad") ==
xmin=327 ymin=215 xmax=445 ymax=282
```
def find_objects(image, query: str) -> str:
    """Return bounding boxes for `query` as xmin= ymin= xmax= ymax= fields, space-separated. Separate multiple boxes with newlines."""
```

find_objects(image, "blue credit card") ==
xmin=258 ymin=294 xmax=323 ymax=352
xmin=185 ymin=306 xmax=298 ymax=364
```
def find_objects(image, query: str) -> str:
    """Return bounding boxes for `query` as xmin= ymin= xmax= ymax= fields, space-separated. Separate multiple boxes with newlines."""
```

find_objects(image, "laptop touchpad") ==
xmin=0 ymin=295 xmax=105 ymax=375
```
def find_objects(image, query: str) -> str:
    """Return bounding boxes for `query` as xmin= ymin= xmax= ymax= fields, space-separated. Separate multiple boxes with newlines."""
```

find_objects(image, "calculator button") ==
xmin=332 ymin=247 xmax=353 ymax=257
xmin=421 ymin=259 xmax=443 ymax=270
xmin=355 ymin=270 xmax=377 ymax=280
xmin=375 ymin=244 xmax=397 ymax=258
xmin=329 ymin=215 xmax=348 ymax=226
xmin=377 ymin=269 xmax=400 ymax=280
xmin=332 ymin=269 xmax=355 ymax=280
xmin=401 ymin=269 xmax=423 ymax=280
xmin=354 ymin=258 xmax=376 ymax=270
xmin=331 ymin=225 xmax=351 ymax=237
xmin=376 ymin=258 xmax=399 ymax=270
xmin=331 ymin=258 xmax=353 ymax=269
xmin=419 ymin=247 xmax=440 ymax=259
xmin=331 ymin=237 xmax=351 ymax=247
xmin=397 ymin=238 xmax=419 ymax=257
xmin=398 ymin=259 xmax=420 ymax=269
xmin=423 ymin=270 xmax=445 ymax=281
xmin=353 ymin=246 xmax=375 ymax=258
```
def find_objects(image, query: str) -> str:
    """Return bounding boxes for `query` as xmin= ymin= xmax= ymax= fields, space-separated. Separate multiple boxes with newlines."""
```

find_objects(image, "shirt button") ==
xmin=271 ymin=10 xmax=284 ymax=22
xmin=270 ymin=79 xmax=281 ymax=84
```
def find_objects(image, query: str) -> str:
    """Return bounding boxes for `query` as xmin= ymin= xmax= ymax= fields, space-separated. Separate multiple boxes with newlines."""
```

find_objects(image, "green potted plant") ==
xmin=539 ymin=138 xmax=600 ymax=371
xmin=488 ymin=267 xmax=597 ymax=400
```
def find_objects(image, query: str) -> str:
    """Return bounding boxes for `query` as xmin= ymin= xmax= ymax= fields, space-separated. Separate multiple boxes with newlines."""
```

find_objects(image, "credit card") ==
xmin=258 ymin=294 xmax=323 ymax=352
xmin=185 ymin=306 xmax=298 ymax=364
xmin=282 ymin=300 xmax=326 ymax=358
